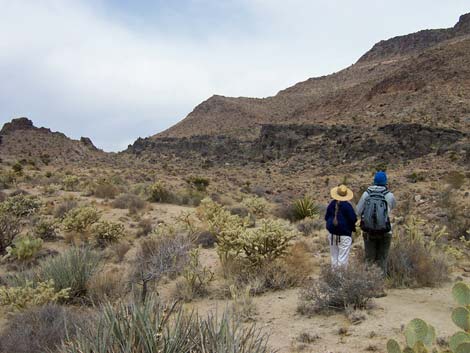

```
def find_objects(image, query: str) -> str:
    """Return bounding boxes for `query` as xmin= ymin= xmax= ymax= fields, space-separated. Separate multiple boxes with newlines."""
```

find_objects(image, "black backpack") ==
xmin=360 ymin=189 xmax=391 ymax=234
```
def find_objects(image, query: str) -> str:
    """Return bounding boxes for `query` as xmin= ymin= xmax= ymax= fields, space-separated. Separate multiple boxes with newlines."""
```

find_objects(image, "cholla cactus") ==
xmin=241 ymin=196 xmax=269 ymax=218
xmin=62 ymin=206 xmax=100 ymax=233
xmin=0 ymin=280 xmax=70 ymax=311
xmin=240 ymin=219 xmax=296 ymax=267
xmin=91 ymin=220 xmax=124 ymax=246
xmin=5 ymin=234 xmax=43 ymax=261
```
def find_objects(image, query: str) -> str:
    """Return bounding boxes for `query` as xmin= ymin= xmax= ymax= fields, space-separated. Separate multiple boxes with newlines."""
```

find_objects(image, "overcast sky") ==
xmin=0 ymin=1 xmax=468 ymax=151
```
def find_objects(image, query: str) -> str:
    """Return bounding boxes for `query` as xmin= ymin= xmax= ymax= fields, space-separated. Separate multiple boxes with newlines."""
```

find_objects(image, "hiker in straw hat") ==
xmin=324 ymin=184 xmax=357 ymax=267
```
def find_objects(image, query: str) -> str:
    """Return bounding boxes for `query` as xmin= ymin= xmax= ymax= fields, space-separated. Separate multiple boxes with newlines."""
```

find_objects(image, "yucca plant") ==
xmin=62 ymin=296 xmax=273 ymax=353
xmin=292 ymin=196 xmax=318 ymax=221
xmin=38 ymin=247 xmax=100 ymax=299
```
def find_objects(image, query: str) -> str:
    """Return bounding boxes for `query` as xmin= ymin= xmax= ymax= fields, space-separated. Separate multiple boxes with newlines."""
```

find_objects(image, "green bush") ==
xmin=148 ymin=181 xmax=172 ymax=203
xmin=5 ymin=235 xmax=43 ymax=261
xmin=186 ymin=176 xmax=210 ymax=192
xmin=12 ymin=162 xmax=23 ymax=175
xmin=62 ymin=175 xmax=80 ymax=191
xmin=62 ymin=206 xmax=100 ymax=234
xmin=91 ymin=220 xmax=125 ymax=246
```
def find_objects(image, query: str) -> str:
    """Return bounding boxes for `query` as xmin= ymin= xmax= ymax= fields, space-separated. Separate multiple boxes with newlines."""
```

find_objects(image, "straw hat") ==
xmin=330 ymin=184 xmax=354 ymax=201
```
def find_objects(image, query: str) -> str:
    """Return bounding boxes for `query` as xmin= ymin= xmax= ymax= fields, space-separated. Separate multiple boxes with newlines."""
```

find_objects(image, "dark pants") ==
xmin=363 ymin=232 xmax=392 ymax=276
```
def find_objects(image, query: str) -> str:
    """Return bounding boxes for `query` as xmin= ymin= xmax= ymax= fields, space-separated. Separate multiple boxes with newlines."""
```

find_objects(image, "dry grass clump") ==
xmin=0 ymin=304 xmax=88 ymax=353
xmin=53 ymin=197 xmax=78 ymax=219
xmin=387 ymin=218 xmax=450 ymax=288
xmin=112 ymin=193 xmax=146 ymax=212
xmin=87 ymin=267 xmax=127 ymax=304
xmin=136 ymin=218 xmax=153 ymax=237
xmin=91 ymin=179 xmax=119 ymax=199
xmin=298 ymin=262 xmax=383 ymax=315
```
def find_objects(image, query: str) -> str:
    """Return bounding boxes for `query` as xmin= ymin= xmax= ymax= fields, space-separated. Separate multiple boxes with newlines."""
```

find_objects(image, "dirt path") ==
xmin=189 ymin=280 xmax=457 ymax=353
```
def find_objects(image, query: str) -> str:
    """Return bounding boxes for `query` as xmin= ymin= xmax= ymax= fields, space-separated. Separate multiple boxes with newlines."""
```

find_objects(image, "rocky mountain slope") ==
xmin=126 ymin=13 xmax=470 ymax=168
xmin=0 ymin=118 xmax=109 ymax=165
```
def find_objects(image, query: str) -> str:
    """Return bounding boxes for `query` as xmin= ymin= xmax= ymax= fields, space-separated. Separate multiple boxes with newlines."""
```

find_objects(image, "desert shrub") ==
xmin=0 ymin=304 xmax=87 ymax=353
xmin=388 ymin=218 xmax=450 ymax=288
xmin=63 ymin=175 xmax=80 ymax=191
xmin=0 ymin=194 xmax=41 ymax=218
xmin=177 ymin=188 xmax=205 ymax=206
xmin=131 ymin=233 xmax=192 ymax=301
xmin=62 ymin=206 xmax=100 ymax=233
xmin=0 ymin=280 xmax=70 ymax=311
xmin=444 ymin=170 xmax=466 ymax=189
xmin=0 ymin=170 xmax=16 ymax=189
xmin=53 ymin=198 xmax=78 ymax=219
xmin=87 ymin=267 xmax=126 ymax=304
xmin=406 ymin=171 xmax=426 ymax=183
xmin=186 ymin=176 xmax=210 ymax=191
xmin=292 ymin=196 xmax=318 ymax=221
xmin=61 ymin=297 xmax=272 ymax=353
xmin=230 ymin=285 xmax=256 ymax=321
xmin=5 ymin=234 xmax=43 ymax=261
xmin=440 ymin=186 xmax=470 ymax=239
xmin=112 ymin=193 xmax=146 ymax=211
xmin=175 ymin=249 xmax=214 ymax=301
xmin=195 ymin=231 xmax=217 ymax=248
xmin=297 ymin=217 xmax=323 ymax=236
xmin=0 ymin=209 xmax=21 ymax=253
xmin=298 ymin=262 xmax=383 ymax=315
xmin=91 ymin=220 xmax=125 ymax=246
xmin=38 ymin=247 xmax=100 ymax=299
xmin=241 ymin=196 xmax=269 ymax=218
xmin=0 ymin=191 xmax=5 ymax=202
xmin=12 ymin=161 xmax=23 ymax=175
xmin=148 ymin=180 xmax=172 ymax=203
xmin=136 ymin=218 xmax=153 ymax=237
xmin=33 ymin=218 xmax=57 ymax=240
xmin=92 ymin=179 xmax=119 ymax=199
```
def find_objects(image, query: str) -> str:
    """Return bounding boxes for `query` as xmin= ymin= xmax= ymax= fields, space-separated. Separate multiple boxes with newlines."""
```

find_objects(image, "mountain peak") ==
xmin=1 ymin=117 xmax=35 ymax=134
xmin=454 ymin=12 xmax=470 ymax=34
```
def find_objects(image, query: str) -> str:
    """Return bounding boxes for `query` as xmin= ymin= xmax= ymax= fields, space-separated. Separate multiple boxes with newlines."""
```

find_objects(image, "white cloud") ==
xmin=0 ymin=0 xmax=468 ymax=151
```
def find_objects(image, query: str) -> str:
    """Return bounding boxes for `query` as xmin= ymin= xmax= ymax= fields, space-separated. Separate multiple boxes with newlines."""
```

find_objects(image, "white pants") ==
xmin=328 ymin=234 xmax=352 ymax=267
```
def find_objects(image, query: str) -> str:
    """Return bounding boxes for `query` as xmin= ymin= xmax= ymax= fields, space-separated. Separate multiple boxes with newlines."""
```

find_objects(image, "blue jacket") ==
xmin=324 ymin=200 xmax=357 ymax=237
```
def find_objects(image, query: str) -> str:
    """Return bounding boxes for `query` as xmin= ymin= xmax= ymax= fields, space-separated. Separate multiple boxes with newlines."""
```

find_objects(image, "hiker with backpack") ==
xmin=324 ymin=185 xmax=357 ymax=267
xmin=356 ymin=171 xmax=396 ymax=276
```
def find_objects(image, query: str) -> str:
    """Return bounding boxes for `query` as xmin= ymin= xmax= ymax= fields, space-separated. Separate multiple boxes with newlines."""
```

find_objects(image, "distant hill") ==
xmin=0 ymin=118 xmax=109 ymax=165
xmin=149 ymin=13 xmax=470 ymax=140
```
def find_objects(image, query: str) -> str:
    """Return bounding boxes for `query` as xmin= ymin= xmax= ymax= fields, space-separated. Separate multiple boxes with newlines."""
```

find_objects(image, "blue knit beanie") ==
xmin=374 ymin=171 xmax=388 ymax=186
